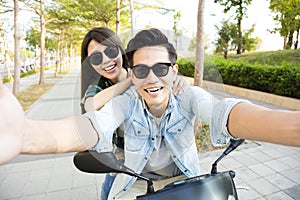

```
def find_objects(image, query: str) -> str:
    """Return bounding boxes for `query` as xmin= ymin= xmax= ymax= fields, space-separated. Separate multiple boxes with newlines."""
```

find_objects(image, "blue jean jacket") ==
xmin=85 ymin=86 xmax=249 ymax=199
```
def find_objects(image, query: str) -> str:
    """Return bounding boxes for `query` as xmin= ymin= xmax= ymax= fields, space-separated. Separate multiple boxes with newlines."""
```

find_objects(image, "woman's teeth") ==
xmin=104 ymin=64 xmax=116 ymax=71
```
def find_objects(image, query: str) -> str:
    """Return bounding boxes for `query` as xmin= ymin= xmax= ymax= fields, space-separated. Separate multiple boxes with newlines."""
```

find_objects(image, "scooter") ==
xmin=73 ymin=139 xmax=244 ymax=200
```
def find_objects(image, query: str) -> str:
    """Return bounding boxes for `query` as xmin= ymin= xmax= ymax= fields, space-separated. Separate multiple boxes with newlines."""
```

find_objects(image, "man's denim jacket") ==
xmin=85 ymin=86 xmax=249 ymax=199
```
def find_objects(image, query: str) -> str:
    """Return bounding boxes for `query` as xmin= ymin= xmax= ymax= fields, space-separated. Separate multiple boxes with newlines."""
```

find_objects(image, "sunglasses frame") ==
xmin=88 ymin=45 xmax=120 ymax=66
xmin=129 ymin=62 xmax=174 ymax=79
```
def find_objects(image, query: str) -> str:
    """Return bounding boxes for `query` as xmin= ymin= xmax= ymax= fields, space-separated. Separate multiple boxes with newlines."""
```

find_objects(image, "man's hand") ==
xmin=0 ymin=78 xmax=24 ymax=164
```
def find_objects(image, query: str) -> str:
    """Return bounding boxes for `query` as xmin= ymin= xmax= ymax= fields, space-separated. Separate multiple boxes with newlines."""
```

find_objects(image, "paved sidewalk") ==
xmin=0 ymin=67 xmax=299 ymax=200
xmin=4 ymin=67 xmax=58 ymax=92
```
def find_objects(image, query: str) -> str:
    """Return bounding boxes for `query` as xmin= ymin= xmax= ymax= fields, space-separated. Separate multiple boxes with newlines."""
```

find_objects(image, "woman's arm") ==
xmin=84 ymin=77 xmax=132 ymax=112
xmin=228 ymin=102 xmax=300 ymax=146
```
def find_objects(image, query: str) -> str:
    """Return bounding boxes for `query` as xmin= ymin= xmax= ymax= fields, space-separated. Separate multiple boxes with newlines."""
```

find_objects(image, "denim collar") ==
xmin=140 ymin=91 xmax=175 ymax=118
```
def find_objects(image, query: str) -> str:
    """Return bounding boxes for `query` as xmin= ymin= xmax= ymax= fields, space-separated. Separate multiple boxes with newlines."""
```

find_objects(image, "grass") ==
xmin=195 ymin=121 xmax=226 ymax=152
xmin=227 ymin=49 xmax=300 ymax=66
xmin=16 ymin=83 xmax=55 ymax=111
xmin=3 ymin=65 xmax=68 ymax=111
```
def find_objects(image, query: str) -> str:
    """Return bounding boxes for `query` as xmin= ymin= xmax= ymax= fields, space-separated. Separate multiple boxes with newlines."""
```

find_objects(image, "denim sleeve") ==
xmin=210 ymin=98 xmax=251 ymax=147
xmin=83 ymin=87 xmax=135 ymax=152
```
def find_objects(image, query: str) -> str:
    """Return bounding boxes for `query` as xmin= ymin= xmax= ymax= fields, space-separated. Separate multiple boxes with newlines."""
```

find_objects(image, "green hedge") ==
xmin=177 ymin=58 xmax=300 ymax=99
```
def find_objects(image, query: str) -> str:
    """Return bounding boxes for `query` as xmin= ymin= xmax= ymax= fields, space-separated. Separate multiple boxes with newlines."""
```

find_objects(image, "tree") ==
xmin=269 ymin=0 xmax=300 ymax=49
xmin=0 ymin=1 xmax=13 ymax=80
xmin=214 ymin=20 xmax=237 ymax=58
xmin=194 ymin=0 xmax=205 ymax=87
xmin=21 ymin=0 xmax=53 ymax=84
xmin=214 ymin=20 xmax=260 ymax=58
xmin=13 ymin=0 xmax=21 ymax=94
xmin=194 ymin=0 xmax=205 ymax=136
xmin=172 ymin=11 xmax=182 ymax=50
xmin=116 ymin=0 xmax=120 ymax=33
xmin=242 ymin=24 xmax=262 ymax=52
xmin=214 ymin=0 xmax=253 ymax=54
xmin=129 ymin=0 xmax=134 ymax=37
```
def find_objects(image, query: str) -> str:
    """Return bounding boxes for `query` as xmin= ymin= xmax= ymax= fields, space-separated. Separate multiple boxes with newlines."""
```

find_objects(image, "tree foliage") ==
xmin=214 ymin=0 xmax=253 ymax=54
xmin=269 ymin=0 xmax=300 ymax=49
xmin=215 ymin=20 xmax=260 ymax=58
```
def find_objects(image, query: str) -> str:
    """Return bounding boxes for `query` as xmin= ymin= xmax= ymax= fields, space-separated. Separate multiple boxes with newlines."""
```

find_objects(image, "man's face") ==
xmin=130 ymin=46 xmax=178 ymax=111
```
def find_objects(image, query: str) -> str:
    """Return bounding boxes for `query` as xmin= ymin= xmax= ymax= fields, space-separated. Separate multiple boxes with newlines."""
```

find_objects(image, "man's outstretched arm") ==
xmin=228 ymin=102 xmax=300 ymax=147
xmin=0 ymin=78 xmax=98 ymax=164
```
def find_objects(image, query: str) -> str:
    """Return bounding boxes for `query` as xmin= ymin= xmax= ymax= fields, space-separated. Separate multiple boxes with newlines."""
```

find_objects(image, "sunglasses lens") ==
xmin=133 ymin=65 xmax=149 ymax=78
xmin=89 ymin=46 xmax=119 ymax=66
xmin=89 ymin=53 xmax=103 ymax=66
xmin=105 ymin=46 xmax=119 ymax=58
xmin=132 ymin=63 xmax=172 ymax=79
xmin=153 ymin=64 xmax=169 ymax=77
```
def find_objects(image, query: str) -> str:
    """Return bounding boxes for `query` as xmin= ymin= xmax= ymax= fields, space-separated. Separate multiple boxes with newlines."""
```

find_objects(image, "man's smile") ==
xmin=144 ymin=87 xmax=163 ymax=94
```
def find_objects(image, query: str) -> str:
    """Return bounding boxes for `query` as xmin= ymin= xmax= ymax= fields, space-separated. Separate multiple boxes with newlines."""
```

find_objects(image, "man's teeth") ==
xmin=146 ymin=87 xmax=162 ymax=93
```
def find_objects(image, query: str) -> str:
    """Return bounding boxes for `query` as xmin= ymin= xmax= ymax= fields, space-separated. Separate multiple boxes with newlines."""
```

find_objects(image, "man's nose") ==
xmin=145 ymin=69 xmax=159 ymax=83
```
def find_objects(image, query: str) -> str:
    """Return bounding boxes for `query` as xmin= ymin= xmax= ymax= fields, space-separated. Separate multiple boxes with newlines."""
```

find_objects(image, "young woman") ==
xmin=80 ymin=27 xmax=130 ymax=200
xmin=80 ymin=27 xmax=131 ymax=113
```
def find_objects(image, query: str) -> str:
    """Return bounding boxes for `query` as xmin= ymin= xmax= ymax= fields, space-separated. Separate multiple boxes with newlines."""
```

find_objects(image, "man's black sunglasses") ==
xmin=88 ymin=46 xmax=119 ymax=66
xmin=129 ymin=63 xmax=174 ymax=79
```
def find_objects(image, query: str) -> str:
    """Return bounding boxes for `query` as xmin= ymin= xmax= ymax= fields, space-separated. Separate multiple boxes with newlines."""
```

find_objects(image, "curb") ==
xmin=185 ymin=77 xmax=300 ymax=111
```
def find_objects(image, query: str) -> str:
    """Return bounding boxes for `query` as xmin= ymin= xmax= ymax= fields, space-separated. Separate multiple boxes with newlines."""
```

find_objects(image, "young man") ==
xmin=0 ymin=28 xmax=299 ymax=199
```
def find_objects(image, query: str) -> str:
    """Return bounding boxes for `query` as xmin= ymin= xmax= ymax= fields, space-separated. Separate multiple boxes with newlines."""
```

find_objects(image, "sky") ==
xmin=134 ymin=0 xmax=283 ymax=52
xmin=3 ymin=0 xmax=283 ymax=54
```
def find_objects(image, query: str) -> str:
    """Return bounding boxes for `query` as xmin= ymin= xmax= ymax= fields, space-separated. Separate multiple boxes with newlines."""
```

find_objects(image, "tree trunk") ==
xmin=13 ymin=0 xmax=21 ymax=94
xmin=194 ymin=0 xmax=205 ymax=87
xmin=283 ymin=36 xmax=287 ymax=49
xmin=39 ymin=0 xmax=45 ymax=84
xmin=286 ymin=31 xmax=293 ymax=49
xmin=223 ymin=48 xmax=228 ymax=59
xmin=116 ymin=0 xmax=120 ymax=34
xmin=194 ymin=0 xmax=205 ymax=135
xmin=129 ymin=0 xmax=134 ymax=37
xmin=237 ymin=18 xmax=242 ymax=54
xmin=295 ymin=29 xmax=299 ymax=49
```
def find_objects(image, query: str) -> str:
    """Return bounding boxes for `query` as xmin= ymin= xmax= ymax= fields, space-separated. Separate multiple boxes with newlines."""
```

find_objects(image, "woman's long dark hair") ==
xmin=81 ymin=27 xmax=128 ymax=113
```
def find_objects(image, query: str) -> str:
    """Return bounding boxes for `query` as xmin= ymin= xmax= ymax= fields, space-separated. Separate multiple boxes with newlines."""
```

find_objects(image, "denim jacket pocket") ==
xmin=125 ymin=120 xmax=150 ymax=152
xmin=167 ymin=118 xmax=194 ymax=148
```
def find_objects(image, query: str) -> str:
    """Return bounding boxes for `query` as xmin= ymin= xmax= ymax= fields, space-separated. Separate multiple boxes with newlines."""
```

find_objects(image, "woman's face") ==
xmin=87 ymin=39 xmax=123 ymax=82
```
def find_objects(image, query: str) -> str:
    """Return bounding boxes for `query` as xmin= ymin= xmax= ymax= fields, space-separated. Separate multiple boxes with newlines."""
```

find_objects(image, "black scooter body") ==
xmin=73 ymin=139 xmax=244 ymax=200
xmin=137 ymin=171 xmax=237 ymax=200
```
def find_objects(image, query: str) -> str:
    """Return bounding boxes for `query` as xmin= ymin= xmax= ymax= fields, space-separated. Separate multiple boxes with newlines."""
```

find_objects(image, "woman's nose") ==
xmin=102 ymin=53 xmax=111 ymax=64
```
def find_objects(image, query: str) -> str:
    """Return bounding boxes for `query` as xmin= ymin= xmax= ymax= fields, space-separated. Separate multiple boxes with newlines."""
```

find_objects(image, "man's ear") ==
xmin=172 ymin=64 xmax=178 ymax=73
xmin=172 ymin=64 xmax=178 ymax=81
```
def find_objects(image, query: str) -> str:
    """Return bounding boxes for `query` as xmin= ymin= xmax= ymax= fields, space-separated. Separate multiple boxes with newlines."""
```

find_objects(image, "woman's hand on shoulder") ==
xmin=173 ymin=75 xmax=190 ymax=96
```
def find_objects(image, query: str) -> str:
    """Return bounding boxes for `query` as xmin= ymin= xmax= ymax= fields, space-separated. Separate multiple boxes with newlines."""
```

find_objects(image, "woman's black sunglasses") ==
xmin=88 ymin=46 xmax=119 ymax=66
xmin=129 ymin=63 xmax=174 ymax=79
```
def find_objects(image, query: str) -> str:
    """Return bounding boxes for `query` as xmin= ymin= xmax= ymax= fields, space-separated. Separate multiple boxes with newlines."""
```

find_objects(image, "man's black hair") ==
xmin=126 ymin=28 xmax=177 ymax=66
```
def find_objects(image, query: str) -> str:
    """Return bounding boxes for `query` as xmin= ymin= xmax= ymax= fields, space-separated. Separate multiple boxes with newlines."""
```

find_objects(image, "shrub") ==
xmin=176 ymin=57 xmax=300 ymax=99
